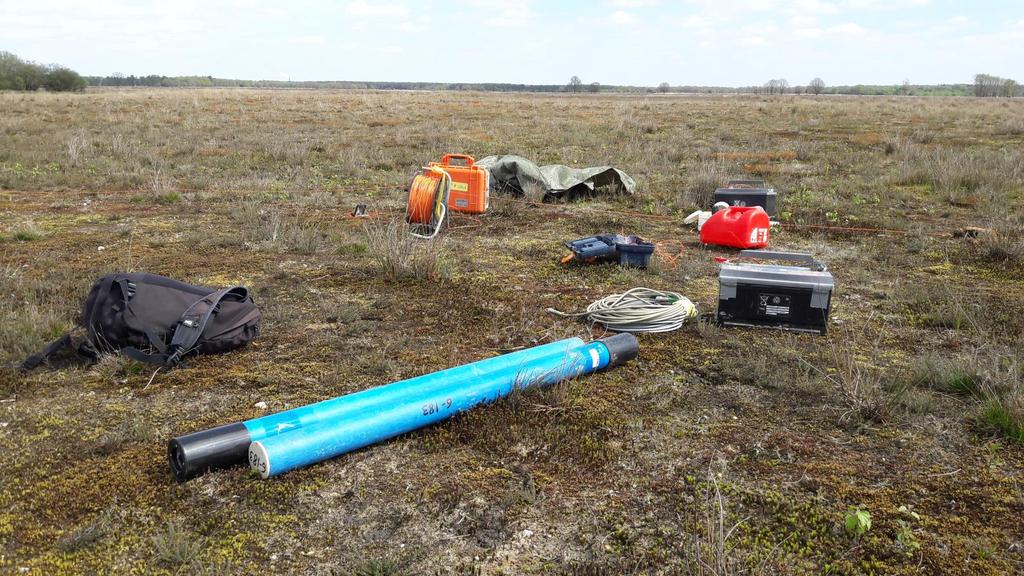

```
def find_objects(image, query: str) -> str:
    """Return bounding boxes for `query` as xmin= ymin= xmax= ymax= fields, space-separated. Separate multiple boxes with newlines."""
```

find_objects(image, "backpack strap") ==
xmin=122 ymin=286 xmax=248 ymax=366
xmin=19 ymin=334 xmax=73 ymax=372
xmin=18 ymin=330 xmax=100 ymax=372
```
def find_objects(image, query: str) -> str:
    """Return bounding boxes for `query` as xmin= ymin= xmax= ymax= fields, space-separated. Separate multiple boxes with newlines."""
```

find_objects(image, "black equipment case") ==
xmin=716 ymin=251 xmax=833 ymax=335
xmin=713 ymin=179 xmax=777 ymax=217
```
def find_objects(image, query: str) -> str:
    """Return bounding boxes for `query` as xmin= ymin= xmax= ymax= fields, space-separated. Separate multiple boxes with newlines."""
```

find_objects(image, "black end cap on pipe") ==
xmin=599 ymin=332 xmax=640 ymax=368
xmin=168 ymin=422 xmax=251 ymax=482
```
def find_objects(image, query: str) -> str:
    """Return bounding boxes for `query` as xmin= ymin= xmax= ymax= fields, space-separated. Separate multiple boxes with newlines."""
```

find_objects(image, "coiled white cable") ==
xmin=546 ymin=287 xmax=698 ymax=333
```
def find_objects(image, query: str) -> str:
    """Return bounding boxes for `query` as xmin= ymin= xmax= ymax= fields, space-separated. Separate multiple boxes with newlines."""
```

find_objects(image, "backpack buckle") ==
xmin=166 ymin=346 xmax=184 ymax=365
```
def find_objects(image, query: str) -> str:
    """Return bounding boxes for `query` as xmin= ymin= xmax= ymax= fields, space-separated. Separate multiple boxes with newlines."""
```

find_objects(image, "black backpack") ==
xmin=20 ymin=273 xmax=261 ymax=371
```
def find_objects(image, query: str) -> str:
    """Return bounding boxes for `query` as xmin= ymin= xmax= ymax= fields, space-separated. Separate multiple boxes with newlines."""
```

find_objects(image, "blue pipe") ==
xmin=249 ymin=334 xmax=638 ymax=478
xmin=243 ymin=337 xmax=586 ymax=441
xmin=169 ymin=338 xmax=590 ymax=481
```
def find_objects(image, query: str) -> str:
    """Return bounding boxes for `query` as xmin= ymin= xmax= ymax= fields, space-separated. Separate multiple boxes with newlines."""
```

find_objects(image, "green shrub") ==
xmin=57 ymin=509 xmax=115 ymax=552
xmin=232 ymin=200 xmax=328 ymax=254
xmin=981 ymin=398 xmax=1024 ymax=442
xmin=907 ymin=352 xmax=980 ymax=395
xmin=980 ymin=217 xmax=1024 ymax=264
xmin=971 ymin=351 xmax=1022 ymax=442
xmin=43 ymin=66 xmax=87 ymax=92
xmin=8 ymin=221 xmax=46 ymax=242
xmin=152 ymin=521 xmax=205 ymax=567
xmin=354 ymin=559 xmax=403 ymax=576
xmin=364 ymin=219 xmax=448 ymax=282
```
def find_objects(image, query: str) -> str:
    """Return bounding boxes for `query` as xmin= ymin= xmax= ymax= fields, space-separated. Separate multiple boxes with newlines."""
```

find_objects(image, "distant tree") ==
xmin=763 ymin=79 xmax=788 ymax=95
xmin=43 ymin=66 xmax=86 ymax=92
xmin=975 ymin=74 xmax=993 ymax=97
xmin=808 ymin=77 xmax=825 ymax=95
xmin=898 ymin=78 xmax=911 ymax=96
xmin=0 ymin=51 xmax=26 ymax=90
xmin=588 ymin=81 xmax=600 ymax=93
xmin=24 ymin=67 xmax=48 ymax=90
xmin=1002 ymin=79 xmax=1018 ymax=98
xmin=567 ymin=75 xmax=582 ymax=93
xmin=658 ymin=82 xmax=670 ymax=93
xmin=974 ymin=73 xmax=1016 ymax=97
xmin=0 ymin=51 xmax=49 ymax=91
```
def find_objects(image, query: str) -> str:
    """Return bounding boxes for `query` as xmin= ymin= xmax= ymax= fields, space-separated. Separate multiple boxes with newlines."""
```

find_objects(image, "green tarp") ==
xmin=476 ymin=155 xmax=636 ymax=201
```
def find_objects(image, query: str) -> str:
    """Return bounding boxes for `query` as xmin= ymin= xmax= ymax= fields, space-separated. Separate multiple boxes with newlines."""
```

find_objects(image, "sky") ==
xmin=1 ymin=0 xmax=1021 ymax=86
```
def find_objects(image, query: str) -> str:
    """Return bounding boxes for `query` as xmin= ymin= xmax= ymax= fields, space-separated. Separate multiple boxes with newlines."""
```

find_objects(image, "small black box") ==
xmin=717 ymin=251 xmax=833 ymax=335
xmin=714 ymin=179 xmax=777 ymax=217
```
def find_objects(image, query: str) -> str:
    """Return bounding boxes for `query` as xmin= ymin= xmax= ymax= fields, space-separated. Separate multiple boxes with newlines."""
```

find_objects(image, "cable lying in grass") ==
xmin=547 ymin=287 xmax=697 ymax=333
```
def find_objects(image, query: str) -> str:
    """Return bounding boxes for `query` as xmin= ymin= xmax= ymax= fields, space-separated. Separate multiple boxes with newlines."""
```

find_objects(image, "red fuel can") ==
xmin=700 ymin=206 xmax=770 ymax=249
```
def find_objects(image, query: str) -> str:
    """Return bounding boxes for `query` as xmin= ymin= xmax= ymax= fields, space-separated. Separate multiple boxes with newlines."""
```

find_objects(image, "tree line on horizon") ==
xmin=82 ymin=72 xmax=987 ymax=97
xmin=0 ymin=51 xmax=1018 ymax=98
xmin=754 ymin=74 xmax=1018 ymax=97
xmin=74 ymin=73 xmax=1022 ymax=98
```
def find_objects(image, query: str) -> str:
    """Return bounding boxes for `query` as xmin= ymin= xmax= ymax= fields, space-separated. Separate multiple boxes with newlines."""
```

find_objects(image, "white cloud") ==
xmin=685 ymin=0 xmax=777 ymax=13
xmin=794 ymin=27 xmax=823 ymax=38
xmin=789 ymin=15 xmax=819 ymax=28
xmin=845 ymin=0 xmax=929 ymax=8
xmin=786 ymin=14 xmax=827 ymax=38
xmin=680 ymin=15 xmax=710 ymax=28
xmin=741 ymin=21 xmax=780 ymax=35
xmin=607 ymin=0 xmax=662 ymax=7
xmin=397 ymin=14 xmax=432 ymax=33
xmin=345 ymin=0 xmax=408 ymax=18
xmin=289 ymin=35 xmax=325 ymax=45
xmin=462 ymin=0 xmax=538 ymax=28
xmin=739 ymin=36 xmax=769 ymax=47
xmin=930 ymin=15 xmax=972 ymax=34
xmin=827 ymin=22 xmax=867 ymax=37
xmin=608 ymin=10 xmax=639 ymax=25
xmin=1 ymin=1 xmax=213 ymax=48
xmin=791 ymin=0 xmax=838 ymax=15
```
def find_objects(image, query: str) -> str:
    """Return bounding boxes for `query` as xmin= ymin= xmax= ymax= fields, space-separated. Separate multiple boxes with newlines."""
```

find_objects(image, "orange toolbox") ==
xmin=428 ymin=154 xmax=490 ymax=214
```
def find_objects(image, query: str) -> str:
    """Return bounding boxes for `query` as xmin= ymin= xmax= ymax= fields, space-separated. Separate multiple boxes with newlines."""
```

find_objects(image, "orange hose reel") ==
xmin=407 ymin=172 xmax=441 ymax=224
xmin=406 ymin=166 xmax=451 ymax=239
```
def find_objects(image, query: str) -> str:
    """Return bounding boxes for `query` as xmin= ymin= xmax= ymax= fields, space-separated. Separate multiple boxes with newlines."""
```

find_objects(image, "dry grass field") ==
xmin=1 ymin=88 xmax=1023 ymax=575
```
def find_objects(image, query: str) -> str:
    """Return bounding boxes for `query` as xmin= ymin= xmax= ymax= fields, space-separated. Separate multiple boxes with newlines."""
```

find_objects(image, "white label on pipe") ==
xmin=589 ymin=348 xmax=600 ymax=369
xmin=249 ymin=442 xmax=271 ymax=479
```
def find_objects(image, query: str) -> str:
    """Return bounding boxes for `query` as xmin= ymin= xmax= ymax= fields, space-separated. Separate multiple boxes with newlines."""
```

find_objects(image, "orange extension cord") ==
xmin=406 ymin=173 xmax=440 ymax=224
xmin=406 ymin=166 xmax=451 ymax=239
